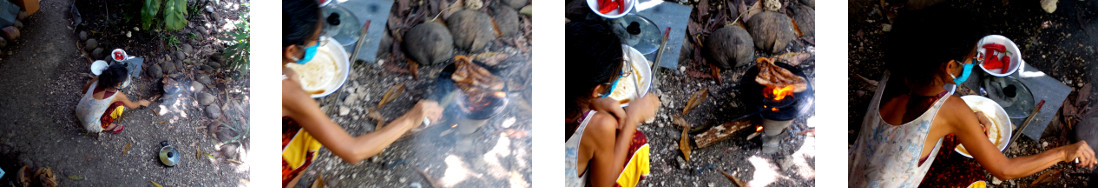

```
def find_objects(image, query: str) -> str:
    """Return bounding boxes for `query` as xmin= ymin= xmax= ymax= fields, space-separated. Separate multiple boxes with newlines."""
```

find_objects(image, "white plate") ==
xmin=956 ymin=95 xmax=1013 ymax=158
xmin=293 ymin=37 xmax=351 ymax=98
xmin=609 ymin=45 xmax=652 ymax=106
xmin=976 ymin=35 xmax=1023 ymax=77
xmin=586 ymin=0 xmax=635 ymax=19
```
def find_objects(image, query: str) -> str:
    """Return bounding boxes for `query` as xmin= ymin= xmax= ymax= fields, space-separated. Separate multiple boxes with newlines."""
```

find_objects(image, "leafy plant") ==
xmin=220 ymin=9 xmax=250 ymax=73
xmin=141 ymin=0 xmax=161 ymax=30
xmin=164 ymin=35 xmax=180 ymax=50
xmin=140 ymin=0 xmax=188 ymax=31
xmin=163 ymin=0 xmax=188 ymax=31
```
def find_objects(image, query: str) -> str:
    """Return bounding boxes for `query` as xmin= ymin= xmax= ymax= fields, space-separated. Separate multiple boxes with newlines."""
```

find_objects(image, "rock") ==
xmin=503 ymin=0 xmax=528 ymax=9
xmin=13 ymin=20 xmax=22 ymax=29
xmin=447 ymin=10 xmax=496 ymax=52
xmin=221 ymin=144 xmax=239 ymax=159
xmin=175 ymin=51 xmax=185 ymax=61
xmin=706 ymin=25 xmax=754 ymax=69
xmin=747 ymin=12 xmax=795 ymax=54
xmin=800 ymin=0 xmax=814 ymax=8
xmin=91 ymin=48 xmax=103 ymax=59
xmin=676 ymin=156 xmax=687 ymax=169
xmin=789 ymin=4 xmax=814 ymax=37
xmin=85 ymin=39 xmax=97 ymax=51
xmin=764 ymin=0 xmax=781 ymax=11
xmin=197 ymin=74 xmax=213 ymax=85
xmin=182 ymin=44 xmax=194 ymax=55
xmin=79 ymin=31 xmax=87 ymax=41
xmin=1041 ymin=0 xmax=1057 ymax=13
xmin=465 ymin=0 xmax=483 ymax=9
xmin=147 ymin=64 xmax=163 ymax=78
xmin=163 ymin=61 xmax=177 ymax=75
xmin=492 ymin=7 xmax=521 ymax=37
xmin=1 ymin=26 xmax=20 ymax=41
xmin=16 ymin=11 xmax=27 ymax=22
xmin=339 ymin=106 xmax=350 ymax=116
xmin=0 ymin=37 xmax=7 ymax=48
xmin=198 ymin=93 xmax=216 ymax=106
xmin=208 ymin=61 xmax=221 ymax=69
xmin=200 ymin=65 xmax=214 ymax=73
xmin=402 ymin=22 xmax=453 ymax=65
xmin=191 ymin=81 xmax=204 ymax=93
xmin=206 ymin=105 xmax=222 ymax=119
xmin=217 ymin=125 xmax=233 ymax=141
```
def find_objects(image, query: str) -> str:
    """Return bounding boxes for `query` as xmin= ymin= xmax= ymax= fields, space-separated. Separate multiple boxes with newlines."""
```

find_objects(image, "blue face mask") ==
xmin=294 ymin=42 xmax=320 ymax=65
xmin=953 ymin=61 xmax=974 ymax=85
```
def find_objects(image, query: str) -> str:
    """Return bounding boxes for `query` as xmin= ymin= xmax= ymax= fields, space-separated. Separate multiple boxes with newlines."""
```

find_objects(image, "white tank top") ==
xmin=849 ymin=72 xmax=953 ymax=187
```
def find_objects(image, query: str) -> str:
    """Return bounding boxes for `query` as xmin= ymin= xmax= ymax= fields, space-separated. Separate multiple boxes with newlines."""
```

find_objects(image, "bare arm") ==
xmin=112 ymin=92 xmax=150 ymax=109
xmin=282 ymin=79 xmax=440 ymax=164
xmin=587 ymin=95 xmax=660 ymax=186
xmin=945 ymin=98 xmax=1096 ymax=180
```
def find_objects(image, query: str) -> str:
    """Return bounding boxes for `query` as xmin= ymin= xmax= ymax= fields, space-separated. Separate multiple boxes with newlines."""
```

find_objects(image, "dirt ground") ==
xmin=848 ymin=0 xmax=1098 ymax=186
xmin=0 ymin=0 xmax=250 ymax=186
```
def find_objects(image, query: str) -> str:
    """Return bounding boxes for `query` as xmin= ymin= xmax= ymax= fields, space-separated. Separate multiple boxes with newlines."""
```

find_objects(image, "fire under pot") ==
xmin=454 ymin=90 xmax=509 ymax=135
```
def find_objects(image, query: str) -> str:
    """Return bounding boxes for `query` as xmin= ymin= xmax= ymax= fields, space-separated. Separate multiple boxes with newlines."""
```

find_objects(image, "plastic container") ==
xmin=976 ymin=35 xmax=1023 ymax=77
xmin=587 ymin=0 xmax=635 ymax=19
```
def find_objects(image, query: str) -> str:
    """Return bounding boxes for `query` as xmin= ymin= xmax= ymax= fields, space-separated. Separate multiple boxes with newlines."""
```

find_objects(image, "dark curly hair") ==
xmin=283 ymin=0 xmax=320 ymax=48
xmin=97 ymin=63 xmax=128 ymax=90
xmin=565 ymin=21 xmax=624 ymax=121
xmin=883 ymin=4 xmax=985 ymax=96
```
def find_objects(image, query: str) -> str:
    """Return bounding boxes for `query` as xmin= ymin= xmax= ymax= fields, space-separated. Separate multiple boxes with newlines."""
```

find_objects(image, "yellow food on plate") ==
xmin=609 ymin=62 xmax=641 ymax=104
xmin=286 ymin=45 xmax=342 ymax=95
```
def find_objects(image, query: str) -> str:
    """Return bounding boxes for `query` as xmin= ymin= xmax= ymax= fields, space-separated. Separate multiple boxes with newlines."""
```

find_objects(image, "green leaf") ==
xmin=163 ymin=0 xmax=188 ymax=31
xmin=141 ymin=0 xmax=162 ymax=30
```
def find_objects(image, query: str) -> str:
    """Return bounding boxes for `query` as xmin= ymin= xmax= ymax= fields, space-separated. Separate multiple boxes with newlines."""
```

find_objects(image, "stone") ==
xmin=492 ymin=7 xmax=521 ymax=37
xmin=1041 ymin=0 xmax=1057 ymax=13
xmin=1 ymin=26 xmax=19 ymax=41
xmin=206 ymin=105 xmax=222 ymax=119
xmin=402 ymin=22 xmax=453 ymax=65
xmin=79 ymin=31 xmax=87 ymax=41
xmin=91 ymin=48 xmax=103 ymax=59
xmin=217 ymin=125 xmax=233 ymax=141
xmin=0 ymin=37 xmax=7 ymax=48
xmin=447 ymin=10 xmax=496 ymax=52
xmin=747 ymin=12 xmax=795 ymax=54
xmin=147 ymin=64 xmax=163 ymax=78
xmin=12 ymin=20 xmax=21 ymax=29
xmin=162 ymin=61 xmax=177 ymax=75
xmin=191 ymin=81 xmax=204 ymax=93
xmin=208 ymin=61 xmax=221 ymax=68
xmin=83 ymin=39 xmax=97 ymax=51
xmin=175 ymin=51 xmax=185 ymax=61
xmin=706 ymin=25 xmax=754 ymax=69
xmin=789 ymin=4 xmax=814 ymax=37
xmin=197 ymin=74 xmax=213 ymax=85
xmin=339 ymin=106 xmax=350 ymax=116
xmin=503 ymin=0 xmax=528 ymax=9
xmin=182 ymin=44 xmax=194 ymax=55
xmin=198 ymin=92 xmax=216 ymax=106
xmin=16 ymin=11 xmax=26 ymax=22
xmin=800 ymin=0 xmax=814 ymax=8
xmin=465 ymin=0 xmax=483 ymax=9
xmin=200 ymin=65 xmax=214 ymax=72
xmin=764 ymin=0 xmax=781 ymax=11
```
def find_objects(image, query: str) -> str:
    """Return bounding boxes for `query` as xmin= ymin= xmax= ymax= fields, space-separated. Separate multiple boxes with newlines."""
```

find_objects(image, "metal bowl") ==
xmin=956 ymin=95 xmax=1013 ymax=158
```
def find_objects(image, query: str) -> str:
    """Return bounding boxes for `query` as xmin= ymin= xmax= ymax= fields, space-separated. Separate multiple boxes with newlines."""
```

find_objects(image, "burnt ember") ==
xmin=742 ymin=61 xmax=813 ymax=121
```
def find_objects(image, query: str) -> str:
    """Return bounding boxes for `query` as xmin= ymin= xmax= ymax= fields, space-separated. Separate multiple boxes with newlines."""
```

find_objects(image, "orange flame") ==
xmin=765 ymin=85 xmax=795 ymax=101
xmin=771 ymin=107 xmax=779 ymax=112
xmin=451 ymin=124 xmax=459 ymax=128
xmin=755 ymin=125 xmax=763 ymax=132
xmin=494 ymin=91 xmax=507 ymax=98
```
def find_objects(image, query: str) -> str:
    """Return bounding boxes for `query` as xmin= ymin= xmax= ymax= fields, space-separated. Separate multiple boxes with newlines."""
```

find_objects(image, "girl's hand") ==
xmin=590 ymin=97 xmax=627 ymax=129
xmin=624 ymin=94 xmax=660 ymax=124
xmin=974 ymin=111 xmax=991 ymax=136
xmin=1062 ymin=141 xmax=1098 ymax=168
xmin=138 ymin=99 xmax=151 ymax=107
xmin=413 ymin=100 xmax=442 ymax=126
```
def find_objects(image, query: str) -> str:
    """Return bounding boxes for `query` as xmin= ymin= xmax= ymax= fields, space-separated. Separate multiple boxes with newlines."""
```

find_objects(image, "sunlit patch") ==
xmin=748 ymin=155 xmax=783 ymax=186
xmin=441 ymin=155 xmax=472 ymax=187
xmin=482 ymin=133 xmax=513 ymax=179
xmin=791 ymin=135 xmax=816 ymax=179
xmin=509 ymin=170 xmax=528 ymax=188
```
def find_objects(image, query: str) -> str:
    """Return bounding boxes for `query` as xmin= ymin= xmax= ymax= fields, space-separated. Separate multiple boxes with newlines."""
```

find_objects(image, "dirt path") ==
xmin=0 ymin=0 xmax=248 ymax=186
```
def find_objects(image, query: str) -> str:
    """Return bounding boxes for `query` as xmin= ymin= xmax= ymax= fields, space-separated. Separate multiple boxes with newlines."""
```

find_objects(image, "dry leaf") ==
xmin=680 ymin=126 xmax=692 ymax=162
xmin=122 ymin=142 xmax=131 ymax=155
xmin=672 ymin=115 xmax=690 ymax=129
xmin=1030 ymin=169 xmax=1063 ymax=187
xmin=683 ymin=87 xmax=709 ymax=116
xmin=776 ymin=52 xmax=811 ymax=66
xmin=720 ymin=170 xmax=746 ymax=186
xmin=311 ymin=174 xmax=325 ymax=188
xmin=378 ymin=82 xmax=407 ymax=109
xmin=150 ymin=180 xmax=163 ymax=187
xmin=697 ymin=0 xmax=709 ymax=22
xmin=474 ymin=52 xmax=509 ymax=66
xmin=686 ymin=70 xmax=714 ymax=79
xmin=67 ymin=175 xmax=84 ymax=181
xmin=409 ymin=60 xmax=420 ymax=79
xmin=710 ymin=63 xmax=722 ymax=84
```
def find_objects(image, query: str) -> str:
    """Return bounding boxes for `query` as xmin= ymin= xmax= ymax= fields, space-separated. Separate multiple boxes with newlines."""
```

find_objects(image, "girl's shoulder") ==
xmin=583 ymin=112 xmax=619 ymax=138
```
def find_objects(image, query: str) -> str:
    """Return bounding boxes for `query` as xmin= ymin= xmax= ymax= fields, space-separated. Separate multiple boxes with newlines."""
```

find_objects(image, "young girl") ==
xmin=281 ymin=0 xmax=441 ymax=187
xmin=565 ymin=21 xmax=661 ymax=187
xmin=76 ymin=63 xmax=151 ymax=133
xmin=849 ymin=5 xmax=1096 ymax=187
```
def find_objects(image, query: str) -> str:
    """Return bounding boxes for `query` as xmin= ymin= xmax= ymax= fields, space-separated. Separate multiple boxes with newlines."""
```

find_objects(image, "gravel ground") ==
xmin=848 ymin=0 xmax=1098 ymax=186
xmin=0 ymin=0 xmax=250 ymax=186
